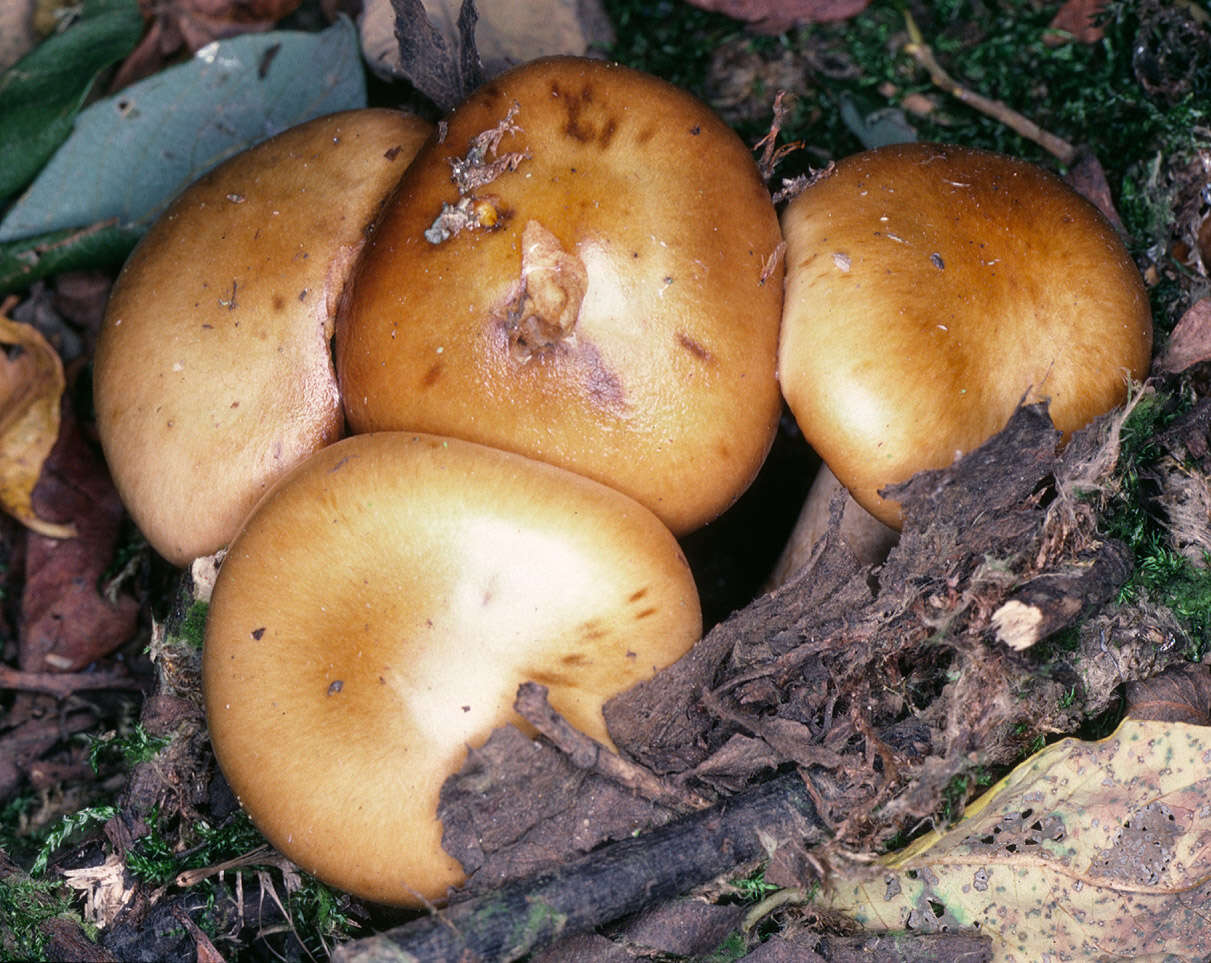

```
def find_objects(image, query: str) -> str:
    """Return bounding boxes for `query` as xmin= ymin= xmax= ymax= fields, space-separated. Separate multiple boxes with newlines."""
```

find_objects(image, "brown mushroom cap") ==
xmin=202 ymin=431 xmax=702 ymax=906
xmin=94 ymin=109 xmax=433 ymax=565
xmin=335 ymin=57 xmax=784 ymax=536
xmin=779 ymin=142 xmax=1153 ymax=528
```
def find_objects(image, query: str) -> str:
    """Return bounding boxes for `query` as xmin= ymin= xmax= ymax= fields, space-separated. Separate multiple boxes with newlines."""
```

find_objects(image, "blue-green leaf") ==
xmin=0 ymin=17 xmax=366 ymax=245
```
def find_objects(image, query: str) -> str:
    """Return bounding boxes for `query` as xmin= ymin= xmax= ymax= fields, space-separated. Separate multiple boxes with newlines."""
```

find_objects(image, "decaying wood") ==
xmin=991 ymin=539 xmax=1134 ymax=650
xmin=332 ymin=770 xmax=823 ymax=963
xmin=514 ymin=681 xmax=712 ymax=812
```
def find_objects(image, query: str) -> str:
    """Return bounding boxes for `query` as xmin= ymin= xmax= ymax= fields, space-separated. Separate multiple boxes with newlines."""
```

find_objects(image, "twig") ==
xmin=0 ymin=664 xmax=142 ymax=697
xmin=331 ymin=770 xmax=824 ymax=963
xmin=514 ymin=682 xmax=712 ymax=811
xmin=753 ymin=91 xmax=802 ymax=183
xmin=902 ymin=10 xmax=1078 ymax=165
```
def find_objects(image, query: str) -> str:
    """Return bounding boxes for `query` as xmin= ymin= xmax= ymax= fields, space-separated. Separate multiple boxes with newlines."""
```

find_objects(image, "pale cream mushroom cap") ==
xmin=336 ymin=57 xmax=784 ymax=535
xmin=779 ymin=142 xmax=1153 ymax=529
xmin=95 ymin=109 xmax=433 ymax=566
xmin=202 ymin=431 xmax=702 ymax=906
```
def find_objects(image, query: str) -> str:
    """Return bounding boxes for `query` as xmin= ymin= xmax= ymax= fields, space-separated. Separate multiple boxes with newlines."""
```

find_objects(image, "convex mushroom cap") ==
xmin=95 ymin=109 xmax=433 ymax=565
xmin=336 ymin=56 xmax=785 ymax=535
xmin=202 ymin=431 xmax=702 ymax=906
xmin=779 ymin=142 xmax=1153 ymax=529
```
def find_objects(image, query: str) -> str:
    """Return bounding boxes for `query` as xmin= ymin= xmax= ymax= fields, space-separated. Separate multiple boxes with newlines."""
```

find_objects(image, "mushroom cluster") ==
xmin=95 ymin=57 xmax=1154 ymax=912
xmin=95 ymin=57 xmax=785 ymax=905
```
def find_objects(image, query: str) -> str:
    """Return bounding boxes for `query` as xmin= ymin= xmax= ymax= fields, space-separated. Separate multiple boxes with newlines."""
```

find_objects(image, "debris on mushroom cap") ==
xmin=335 ymin=56 xmax=785 ymax=536
xmin=778 ymin=142 xmax=1153 ymax=530
xmin=94 ymin=109 xmax=433 ymax=566
xmin=202 ymin=431 xmax=702 ymax=907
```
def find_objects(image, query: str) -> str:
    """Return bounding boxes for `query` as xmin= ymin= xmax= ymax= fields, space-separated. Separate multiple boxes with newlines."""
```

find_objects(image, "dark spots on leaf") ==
xmin=251 ymin=627 xmax=266 ymax=640
xmin=676 ymin=332 xmax=714 ymax=364
xmin=258 ymin=43 xmax=281 ymax=79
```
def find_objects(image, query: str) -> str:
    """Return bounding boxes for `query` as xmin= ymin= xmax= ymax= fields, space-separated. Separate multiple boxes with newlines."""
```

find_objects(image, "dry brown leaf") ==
xmin=0 ymin=309 xmax=74 ymax=539
xmin=1046 ymin=0 xmax=1106 ymax=44
xmin=822 ymin=720 xmax=1211 ymax=961
xmin=682 ymin=0 xmax=869 ymax=34
xmin=1157 ymin=298 xmax=1211 ymax=374
xmin=361 ymin=0 xmax=614 ymax=86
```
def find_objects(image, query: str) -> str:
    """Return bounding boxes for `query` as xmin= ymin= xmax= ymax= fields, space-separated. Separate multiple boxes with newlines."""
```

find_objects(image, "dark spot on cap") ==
xmin=422 ymin=361 xmax=443 ymax=388
xmin=251 ymin=627 xmax=266 ymax=640
xmin=327 ymin=680 xmax=344 ymax=696
xmin=562 ymin=653 xmax=590 ymax=667
xmin=272 ymin=294 xmax=285 ymax=312
xmin=628 ymin=587 xmax=649 ymax=603
xmin=676 ymin=332 xmax=714 ymax=364
xmin=690 ymin=125 xmax=701 ymax=135
xmin=634 ymin=607 xmax=658 ymax=620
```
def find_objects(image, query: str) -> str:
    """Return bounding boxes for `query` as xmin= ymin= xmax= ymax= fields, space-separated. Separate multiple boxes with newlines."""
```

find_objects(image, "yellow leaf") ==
xmin=822 ymin=719 xmax=1211 ymax=961
xmin=0 ymin=311 xmax=75 ymax=539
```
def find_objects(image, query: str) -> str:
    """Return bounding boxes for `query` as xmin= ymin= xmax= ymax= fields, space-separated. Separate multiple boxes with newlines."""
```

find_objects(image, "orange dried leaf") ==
xmin=0 ymin=312 xmax=75 ymax=538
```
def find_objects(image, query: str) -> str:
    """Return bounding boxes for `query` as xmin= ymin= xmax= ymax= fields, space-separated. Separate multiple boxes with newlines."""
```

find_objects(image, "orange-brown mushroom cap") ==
xmin=335 ymin=57 xmax=784 ymax=536
xmin=202 ymin=431 xmax=702 ymax=906
xmin=779 ymin=142 xmax=1152 ymax=528
xmin=95 ymin=109 xmax=433 ymax=565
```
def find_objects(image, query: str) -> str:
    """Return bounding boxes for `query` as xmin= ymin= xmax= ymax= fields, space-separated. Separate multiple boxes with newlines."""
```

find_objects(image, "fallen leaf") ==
xmin=361 ymin=0 xmax=613 ymax=86
xmin=682 ymin=0 xmax=869 ymax=34
xmin=821 ymin=719 xmax=1211 ymax=962
xmin=0 ymin=18 xmax=365 ymax=243
xmin=19 ymin=406 xmax=141 ymax=671
xmin=0 ymin=0 xmax=144 ymax=200
xmin=1157 ymin=298 xmax=1211 ymax=374
xmin=1046 ymin=0 xmax=1106 ymax=45
xmin=0 ymin=0 xmax=36 ymax=72
xmin=110 ymin=0 xmax=303 ymax=90
xmin=0 ymin=307 xmax=73 ymax=537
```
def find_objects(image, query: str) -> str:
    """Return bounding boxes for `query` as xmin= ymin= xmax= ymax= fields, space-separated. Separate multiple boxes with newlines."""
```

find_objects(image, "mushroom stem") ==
xmin=768 ymin=464 xmax=899 ymax=587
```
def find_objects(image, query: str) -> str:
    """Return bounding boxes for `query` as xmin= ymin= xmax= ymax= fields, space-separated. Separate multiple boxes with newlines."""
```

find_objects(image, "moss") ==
xmin=0 ymin=874 xmax=95 ymax=962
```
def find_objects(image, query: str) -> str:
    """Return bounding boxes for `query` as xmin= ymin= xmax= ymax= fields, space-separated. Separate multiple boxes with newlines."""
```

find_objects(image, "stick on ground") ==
xmin=331 ymin=769 xmax=824 ymax=963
